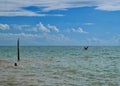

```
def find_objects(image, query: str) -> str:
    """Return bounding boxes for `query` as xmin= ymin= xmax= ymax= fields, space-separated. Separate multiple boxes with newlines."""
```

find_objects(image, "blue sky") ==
xmin=0 ymin=0 xmax=120 ymax=46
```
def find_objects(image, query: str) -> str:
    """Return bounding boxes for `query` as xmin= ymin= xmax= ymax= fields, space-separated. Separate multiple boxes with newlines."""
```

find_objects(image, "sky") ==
xmin=0 ymin=0 xmax=120 ymax=46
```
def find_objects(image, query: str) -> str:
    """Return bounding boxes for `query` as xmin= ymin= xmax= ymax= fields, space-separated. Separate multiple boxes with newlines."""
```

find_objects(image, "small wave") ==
xmin=23 ymin=74 xmax=36 ymax=77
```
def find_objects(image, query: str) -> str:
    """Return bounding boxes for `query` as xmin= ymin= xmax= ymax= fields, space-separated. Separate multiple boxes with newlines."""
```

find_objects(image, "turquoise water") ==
xmin=0 ymin=46 xmax=120 ymax=86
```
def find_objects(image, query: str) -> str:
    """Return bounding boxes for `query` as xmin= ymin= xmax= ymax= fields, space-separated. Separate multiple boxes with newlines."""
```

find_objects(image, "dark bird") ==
xmin=84 ymin=46 xmax=88 ymax=50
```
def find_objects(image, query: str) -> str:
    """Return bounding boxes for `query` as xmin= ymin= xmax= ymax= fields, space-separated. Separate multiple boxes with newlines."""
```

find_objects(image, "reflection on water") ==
xmin=0 ymin=46 xmax=120 ymax=86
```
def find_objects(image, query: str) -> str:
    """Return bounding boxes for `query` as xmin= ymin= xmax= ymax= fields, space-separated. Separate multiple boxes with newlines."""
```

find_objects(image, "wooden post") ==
xmin=17 ymin=38 xmax=20 ymax=61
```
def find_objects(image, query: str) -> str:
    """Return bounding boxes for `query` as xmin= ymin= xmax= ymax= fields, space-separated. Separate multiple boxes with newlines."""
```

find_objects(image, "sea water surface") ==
xmin=0 ymin=46 xmax=120 ymax=86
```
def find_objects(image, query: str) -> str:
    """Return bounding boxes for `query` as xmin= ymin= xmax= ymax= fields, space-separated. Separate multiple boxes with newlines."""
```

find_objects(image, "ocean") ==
xmin=0 ymin=46 xmax=120 ymax=86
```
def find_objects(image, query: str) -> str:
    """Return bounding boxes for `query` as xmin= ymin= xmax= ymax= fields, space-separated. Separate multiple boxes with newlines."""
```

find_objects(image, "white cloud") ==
xmin=87 ymin=37 xmax=103 ymax=42
xmin=37 ymin=22 xmax=50 ymax=32
xmin=11 ymin=24 xmax=39 ymax=32
xmin=0 ymin=0 xmax=120 ymax=16
xmin=0 ymin=33 xmax=41 ymax=39
xmin=72 ymin=27 xmax=88 ymax=34
xmin=0 ymin=24 xmax=10 ymax=30
xmin=28 ymin=27 xmax=38 ymax=32
xmin=12 ymin=24 xmax=30 ymax=30
xmin=87 ymin=37 xmax=107 ymax=45
xmin=86 ymin=36 xmax=120 ymax=45
xmin=36 ymin=22 xmax=60 ymax=33
xmin=0 ymin=11 xmax=46 ymax=17
xmin=43 ymin=33 xmax=70 ymax=42
xmin=95 ymin=0 xmax=120 ymax=11
xmin=111 ymin=34 xmax=120 ymax=44
xmin=0 ymin=23 xmax=60 ymax=33
xmin=0 ymin=0 xmax=64 ymax=16
xmin=47 ymin=24 xmax=59 ymax=32
xmin=45 ymin=14 xmax=64 ymax=16
xmin=0 ymin=32 xmax=70 ymax=45
xmin=84 ymin=22 xmax=94 ymax=26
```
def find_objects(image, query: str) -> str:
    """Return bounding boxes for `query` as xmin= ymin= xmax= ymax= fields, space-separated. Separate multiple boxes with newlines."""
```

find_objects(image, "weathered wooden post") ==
xmin=17 ymin=38 xmax=20 ymax=61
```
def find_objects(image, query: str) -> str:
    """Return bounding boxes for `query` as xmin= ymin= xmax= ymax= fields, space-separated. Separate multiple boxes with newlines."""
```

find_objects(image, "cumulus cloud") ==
xmin=0 ymin=24 xmax=10 ymax=30
xmin=72 ymin=27 xmax=88 ymax=34
xmin=0 ymin=22 xmax=60 ymax=33
xmin=37 ymin=22 xmax=50 ymax=32
xmin=35 ymin=22 xmax=60 ymax=33
xmin=47 ymin=24 xmax=59 ymax=32
xmin=0 ymin=0 xmax=120 ymax=16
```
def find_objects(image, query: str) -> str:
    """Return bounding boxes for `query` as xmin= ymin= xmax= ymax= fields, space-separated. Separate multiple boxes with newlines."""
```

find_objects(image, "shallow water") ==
xmin=0 ymin=46 xmax=120 ymax=86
